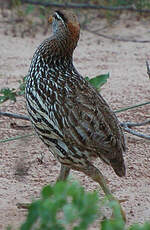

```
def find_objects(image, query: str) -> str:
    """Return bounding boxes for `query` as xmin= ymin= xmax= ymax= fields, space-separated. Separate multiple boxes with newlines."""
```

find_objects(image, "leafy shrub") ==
xmin=0 ymin=76 xmax=26 ymax=104
xmin=20 ymin=181 xmax=99 ymax=230
xmin=19 ymin=180 xmax=150 ymax=230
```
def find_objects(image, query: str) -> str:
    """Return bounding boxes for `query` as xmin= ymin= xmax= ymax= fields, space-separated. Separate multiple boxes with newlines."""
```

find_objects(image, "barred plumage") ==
xmin=26 ymin=10 xmax=126 ymax=220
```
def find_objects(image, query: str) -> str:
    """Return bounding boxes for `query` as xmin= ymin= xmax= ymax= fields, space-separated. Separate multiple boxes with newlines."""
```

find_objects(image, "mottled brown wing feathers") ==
xmin=50 ymin=74 xmax=126 ymax=159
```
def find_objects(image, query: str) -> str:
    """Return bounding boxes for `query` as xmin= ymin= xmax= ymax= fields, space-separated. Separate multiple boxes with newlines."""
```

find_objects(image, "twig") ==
xmin=10 ymin=122 xmax=32 ymax=130
xmin=121 ymin=120 xmax=150 ymax=140
xmin=21 ymin=0 xmax=150 ymax=13
xmin=17 ymin=203 xmax=30 ymax=209
xmin=115 ymin=101 xmax=150 ymax=113
xmin=0 ymin=111 xmax=29 ymax=121
xmin=121 ymin=119 xmax=150 ymax=128
xmin=85 ymin=28 xmax=150 ymax=43
xmin=0 ymin=133 xmax=34 ymax=143
xmin=123 ymin=126 xmax=150 ymax=140
xmin=146 ymin=61 xmax=150 ymax=79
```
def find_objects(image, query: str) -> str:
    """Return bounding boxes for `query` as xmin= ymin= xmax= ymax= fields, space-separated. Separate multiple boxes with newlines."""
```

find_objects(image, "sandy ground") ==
xmin=0 ymin=10 xmax=150 ymax=230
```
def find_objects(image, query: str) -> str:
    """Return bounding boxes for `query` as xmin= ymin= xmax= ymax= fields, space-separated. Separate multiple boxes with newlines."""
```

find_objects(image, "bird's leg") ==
xmin=57 ymin=164 xmax=70 ymax=182
xmin=74 ymin=163 xmax=126 ymax=222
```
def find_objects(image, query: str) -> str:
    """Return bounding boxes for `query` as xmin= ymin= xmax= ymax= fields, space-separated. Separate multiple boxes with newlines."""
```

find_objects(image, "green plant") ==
xmin=101 ymin=200 xmax=125 ymax=230
xmin=0 ymin=76 xmax=26 ymax=104
xmin=101 ymin=199 xmax=150 ymax=230
xmin=19 ymin=180 xmax=150 ymax=230
xmin=128 ymin=222 xmax=150 ymax=230
xmin=20 ymin=181 xmax=99 ymax=230
xmin=0 ymin=88 xmax=16 ymax=103
xmin=85 ymin=73 xmax=109 ymax=91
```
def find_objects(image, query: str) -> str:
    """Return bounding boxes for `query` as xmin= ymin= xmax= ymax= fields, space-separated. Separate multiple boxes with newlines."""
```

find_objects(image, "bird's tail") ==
xmin=110 ymin=156 xmax=126 ymax=177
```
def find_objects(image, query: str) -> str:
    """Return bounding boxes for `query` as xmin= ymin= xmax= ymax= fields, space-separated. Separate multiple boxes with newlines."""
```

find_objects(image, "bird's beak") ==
xmin=48 ymin=16 xmax=53 ymax=24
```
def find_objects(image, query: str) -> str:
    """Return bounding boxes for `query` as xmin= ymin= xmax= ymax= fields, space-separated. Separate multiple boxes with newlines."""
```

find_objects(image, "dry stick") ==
xmin=85 ymin=28 xmax=150 ymax=43
xmin=0 ymin=133 xmax=34 ymax=143
xmin=121 ymin=121 xmax=150 ymax=140
xmin=123 ymin=126 xmax=150 ymax=140
xmin=21 ymin=0 xmax=150 ymax=13
xmin=146 ymin=61 xmax=150 ymax=79
xmin=121 ymin=119 xmax=150 ymax=128
xmin=120 ymin=59 xmax=150 ymax=139
xmin=0 ymin=111 xmax=29 ymax=121
xmin=115 ymin=101 xmax=150 ymax=113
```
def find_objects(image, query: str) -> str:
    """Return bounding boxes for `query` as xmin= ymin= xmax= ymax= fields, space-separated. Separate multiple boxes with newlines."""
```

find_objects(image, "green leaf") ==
xmin=0 ymin=88 xmax=16 ymax=103
xmin=63 ymin=204 xmax=78 ymax=223
xmin=0 ymin=76 xmax=26 ymax=104
xmin=20 ymin=201 xmax=40 ymax=230
xmin=101 ymin=218 xmax=125 ymax=230
xmin=42 ymin=185 xmax=53 ymax=199
xmin=129 ymin=222 xmax=150 ymax=230
xmin=108 ymin=200 xmax=123 ymax=219
xmin=85 ymin=73 xmax=109 ymax=91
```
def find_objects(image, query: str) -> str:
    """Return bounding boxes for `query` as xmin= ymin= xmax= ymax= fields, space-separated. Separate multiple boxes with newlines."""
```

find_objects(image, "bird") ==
xmin=25 ymin=10 xmax=126 ymax=220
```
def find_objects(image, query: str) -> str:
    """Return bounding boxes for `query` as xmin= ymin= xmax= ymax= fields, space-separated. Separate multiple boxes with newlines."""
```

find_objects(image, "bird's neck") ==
xmin=34 ymin=28 xmax=79 ymax=69
xmin=52 ymin=28 xmax=79 ymax=58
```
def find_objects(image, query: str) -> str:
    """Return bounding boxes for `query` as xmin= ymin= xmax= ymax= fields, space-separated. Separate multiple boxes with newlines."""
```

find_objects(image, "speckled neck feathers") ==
xmin=35 ymin=17 xmax=80 ymax=65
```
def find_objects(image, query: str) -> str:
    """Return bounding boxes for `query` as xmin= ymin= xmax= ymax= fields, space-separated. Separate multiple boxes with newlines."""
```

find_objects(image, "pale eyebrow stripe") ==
xmin=55 ymin=12 xmax=62 ymax=20
xmin=54 ymin=12 xmax=66 ymax=26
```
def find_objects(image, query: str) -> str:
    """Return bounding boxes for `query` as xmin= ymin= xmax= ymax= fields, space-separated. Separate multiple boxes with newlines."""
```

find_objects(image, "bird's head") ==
xmin=49 ymin=10 xmax=80 ymax=47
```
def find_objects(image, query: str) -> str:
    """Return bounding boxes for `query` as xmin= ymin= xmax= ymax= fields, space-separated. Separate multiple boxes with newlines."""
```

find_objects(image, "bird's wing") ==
xmin=54 ymin=71 xmax=126 ymax=160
